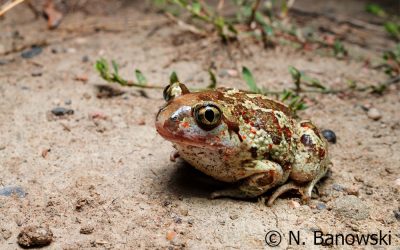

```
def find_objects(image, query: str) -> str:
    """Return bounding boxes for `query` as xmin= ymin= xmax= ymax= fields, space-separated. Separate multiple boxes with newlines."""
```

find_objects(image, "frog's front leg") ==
xmin=210 ymin=160 xmax=288 ymax=199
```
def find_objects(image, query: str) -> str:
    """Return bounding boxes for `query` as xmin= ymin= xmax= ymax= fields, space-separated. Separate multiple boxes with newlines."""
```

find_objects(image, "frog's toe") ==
xmin=267 ymin=182 xmax=313 ymax=206
xmin=210 ymin=188 xmax=254 ymax=199
xmin=169 ymin=150 xmax=180 ymax=162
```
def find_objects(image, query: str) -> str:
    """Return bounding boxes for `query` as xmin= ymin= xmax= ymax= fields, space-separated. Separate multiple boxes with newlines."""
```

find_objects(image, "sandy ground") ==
xmin=0 ymin=1 xmax=399 ymax=249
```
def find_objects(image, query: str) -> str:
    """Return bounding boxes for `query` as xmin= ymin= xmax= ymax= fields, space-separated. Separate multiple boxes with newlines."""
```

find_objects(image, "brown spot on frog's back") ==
xmin=249 ymin=147 xmax=258 ymax=158
xmin=300 ymin=134 xmax=314 ymax=147
xmin=250 ymin=96 xmax=291 ymax=116
xmin=300 ymin=121 xmax=321 ymax=139
xmin=197 ymin=89 xmax=225 ymax=102
xmin=271 ymin=135 xmax=282 ymax=145
xmin=318 ymin=148 xmax=326 ymax=158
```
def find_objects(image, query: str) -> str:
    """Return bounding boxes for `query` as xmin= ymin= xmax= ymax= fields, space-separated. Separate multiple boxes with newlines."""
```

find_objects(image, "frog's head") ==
xmin=156 ymin=83 xmax=239 ymax=149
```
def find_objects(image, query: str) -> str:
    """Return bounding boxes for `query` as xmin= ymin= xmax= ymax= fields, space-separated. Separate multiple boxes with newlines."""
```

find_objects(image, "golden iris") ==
xmin=193 ymin=103 xmax=222 ymax=130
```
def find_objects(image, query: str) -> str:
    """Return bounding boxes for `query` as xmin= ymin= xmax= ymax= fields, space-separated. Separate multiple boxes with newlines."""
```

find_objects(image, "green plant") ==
xmin=365 ymin=3 xmax=386 ymax=17
xmin=95 ymin=59 xmax=163 ymax=89
xmin=384 ymin=22 xmax=400 ymax=40
xmin=382 ymin=44 xmax=400 ymax=77
xmin=96 ymin=59 xmax=397 ymax=115
xmin=242 ymin=66 xmax=310 ymax=114
xmin=95 ymin=59 xmax=217 ymax=91
xmin=152 ymin=0 xmax=347 ymax=55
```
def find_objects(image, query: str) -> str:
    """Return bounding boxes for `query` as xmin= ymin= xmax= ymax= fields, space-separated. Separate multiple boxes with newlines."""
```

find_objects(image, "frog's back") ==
xmin=216 ymin=88 xmax=292 ymax=116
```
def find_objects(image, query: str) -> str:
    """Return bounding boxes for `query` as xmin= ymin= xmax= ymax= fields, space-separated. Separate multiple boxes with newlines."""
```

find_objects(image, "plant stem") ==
xmin=0 ymin=0 xmax=26 ymax=16
xmin=248 ymin=0 xmax=261 ymax=25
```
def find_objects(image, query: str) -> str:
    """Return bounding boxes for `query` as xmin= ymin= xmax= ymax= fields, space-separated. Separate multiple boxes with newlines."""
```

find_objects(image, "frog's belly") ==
xmin=175 ymin=145 xmax=249 ymax=182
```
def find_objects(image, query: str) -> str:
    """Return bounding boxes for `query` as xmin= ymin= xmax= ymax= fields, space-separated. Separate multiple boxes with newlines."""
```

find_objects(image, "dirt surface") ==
xmin=0 ymin=1 xmax=399 ymax=249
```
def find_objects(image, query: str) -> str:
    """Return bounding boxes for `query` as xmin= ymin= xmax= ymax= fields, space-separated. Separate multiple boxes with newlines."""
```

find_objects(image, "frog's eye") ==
xmin=194 ymin=103 xmax=222 ymax=130
xmin=163 ymin=82 xmax=190 ymax=102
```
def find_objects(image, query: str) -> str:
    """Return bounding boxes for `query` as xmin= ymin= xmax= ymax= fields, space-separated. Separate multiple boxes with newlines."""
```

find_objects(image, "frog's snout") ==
xmin=155 ymin=105 xmax=192 ymax=141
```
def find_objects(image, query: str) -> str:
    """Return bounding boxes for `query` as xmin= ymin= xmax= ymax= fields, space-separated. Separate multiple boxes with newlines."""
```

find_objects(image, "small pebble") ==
xmin=367 ymin=108 xmax=382 ymax=121
xmin=354 ymin=176 xmax=364 ymax=182
xmin=74 ymin=75 xmax=88 ymax=82
xmin=66 ymin=48 xmax=77 ymax=53
xmin=288 ymin=200 xmax=300 ymax=208
xmin=361 ymin=103 xmax=372 ymax=111
xmin=331 ymin=195 xmax=369 ymax=220
xmin=316 ymin=203 xmax=326 ymax=210
xmin=166 ymin=231 xmax=177 ymax=241
xmin=332 ymin=184 xmax=344 ymax=191
xmin=321 ymin=129 xmax=336 ymax=143
xmin=180 ymin=208 xmax=189 ymax=216
xmin=345 ymin=186 xmax=359 ymax=196
xmin=229 ymin=214 xmax=239 ymax=220
xmin=21 ymin=46 xmax=42 ymax=59
xmin=1 ymin=228 xmax=12 ymax=240
xmin=31 ymin=70 xmax=43 ymax=77
xmin=0 ymin=59 xmax=10 ymax=65
xmin=51 ymin=47 xmax=65 ymax=54
xmin=64 ymin=99 xmax=72 ymax=105
xmin=41 ymin=148 xmax=50 ymax=158
xmin=365 ymin=189 xmax=373 ymax=195
xmin=0 ymin=186 xmax=26 ymax=198
xmin=394 ymin=210 xmax=400 ymax=221
xmin=80 ymin=225 xmax=94 ymax=234
xmin=173 ymin=216 xmax=182 ymax=224
xmin=82 ymin=55 xmax=89 ymax=62
xmin=51 ymin=107 xmax=74 ymax=116
xmin=17 ymin=225 xmax=53 ymax=248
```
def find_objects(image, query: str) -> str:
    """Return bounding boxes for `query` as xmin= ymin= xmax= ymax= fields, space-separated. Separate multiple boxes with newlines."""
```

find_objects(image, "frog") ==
xmin=155 ymin=82 xmax=331 ymax=206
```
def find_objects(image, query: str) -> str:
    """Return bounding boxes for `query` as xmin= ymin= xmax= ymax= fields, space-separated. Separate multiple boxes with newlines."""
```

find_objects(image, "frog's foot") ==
xmin=170 ymin=150 xmax=180 ymax=162
xmin=211 ymin=165 xmax=285 ymax=199
xmin=267 ymin=180 xmax=317 ymax=206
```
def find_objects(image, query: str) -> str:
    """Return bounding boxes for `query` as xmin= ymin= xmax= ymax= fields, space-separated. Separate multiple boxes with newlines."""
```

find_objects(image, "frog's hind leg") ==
xmin=266 ymin=121 xmax=331 ymax=206
xmin=267 ymin=166 xmax=328 ymax=206
xmin=211 ymin=160 xmax=288 ymax=199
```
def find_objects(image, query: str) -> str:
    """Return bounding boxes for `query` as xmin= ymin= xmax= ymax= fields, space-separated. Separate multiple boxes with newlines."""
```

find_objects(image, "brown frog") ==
xmin=156 ymin=83 xmax=331 ymax=205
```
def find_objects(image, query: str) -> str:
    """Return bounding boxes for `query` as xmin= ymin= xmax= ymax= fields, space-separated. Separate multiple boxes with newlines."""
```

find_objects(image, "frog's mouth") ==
xmin=155 ymin=119 xmax=226 ymax=149
xmin=156 ymin=124 xmax=224 ymax=149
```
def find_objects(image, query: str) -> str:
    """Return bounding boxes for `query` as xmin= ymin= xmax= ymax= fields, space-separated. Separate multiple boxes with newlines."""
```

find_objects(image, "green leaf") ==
xmin=227 ymin=23 xmax=238 ymax=34
xmin=370 ymin=84 xmax=387 ymax=95
xmin=242 ymin=66 xmax=259 ymax=93
xmin=111 ymin=60 xmax=119 ymax=75
xmin=207 ymin=69 xmax=217 ymax=89
xmin=295 ymin=102 xmax=308 ymax=111
xmin=365 ymin=4 xmax=386 ymax=17
xmin=135 ymin=70 xmax=147 ymax=85
xmin=255 ymin=11 xmax=274 ymax=36
xmin=302 ymin=75 xmax=326 ymax=89
xmin=384 ymin=22 xmax=400 ymax=38
xmin=333 ymin=40 xmax=347 ymax=57
xmin=288 ymin=66 xmax=301 ymax=86
xmin=95 ymin=59 xmax=111 ymax=81
xmin=214 ymin=16 xmax=226 ymax=30
xmin=191 ymin=1 xmax=201 ymax=15
xmin=172 ymin=0 xmax=187 ymax=7
xmin=169 ymin=71 xmax=180 ymax=84
xmin=279 ymin=89 xmax=292 ymax=102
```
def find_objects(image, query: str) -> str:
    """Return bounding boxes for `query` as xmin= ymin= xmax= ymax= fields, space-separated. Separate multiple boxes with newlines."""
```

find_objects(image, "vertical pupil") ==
xmin=204 ymin=109 xmax=214 ymax=122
